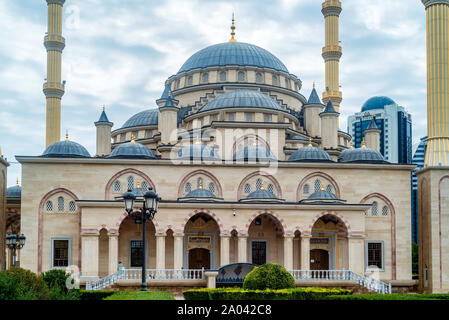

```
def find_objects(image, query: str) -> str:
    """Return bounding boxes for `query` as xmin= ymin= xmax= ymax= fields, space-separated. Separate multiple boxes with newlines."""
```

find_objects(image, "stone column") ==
xmin=81 ymin=233 xmax=99 ymax=279
xmin=237 ymin=234 xmax=248 ymax=263
xmin=156 ymin=233 xmax=166 ymax=270
xmin=220 ymin=234 xmax=231 ymax=266
xmin=300 ymin=235 xmax=311 ymax=270
xmin=348 ymin=236 xmax=365 ymax=275
xmin=283 ymin=235 xmax=294 ymax=270
xmin=173 ymin=233 xmax=184 ymax=269
xmin=108 ymin=232 xmax=119 ymax=275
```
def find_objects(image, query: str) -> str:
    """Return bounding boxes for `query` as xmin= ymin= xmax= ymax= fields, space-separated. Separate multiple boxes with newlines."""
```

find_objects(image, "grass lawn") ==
xmin=103 ymin=290 xmax=175 ymax=300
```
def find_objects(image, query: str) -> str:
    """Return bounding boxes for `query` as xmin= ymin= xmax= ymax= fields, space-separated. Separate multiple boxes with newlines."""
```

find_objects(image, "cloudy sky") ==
xmin=0 ymin=0 xmax=427 ymax=187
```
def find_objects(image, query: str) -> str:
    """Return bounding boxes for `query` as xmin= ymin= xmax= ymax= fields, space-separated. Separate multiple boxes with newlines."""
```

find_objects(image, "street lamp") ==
xmin=6 ymin=233 xmax=26 ymax=267
xmin=122 ymin=187 xmax=160 ymax=291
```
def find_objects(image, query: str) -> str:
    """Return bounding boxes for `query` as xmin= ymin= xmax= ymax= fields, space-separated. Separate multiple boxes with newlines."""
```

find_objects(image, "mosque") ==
xmin=7 ymin=0 xmax=449 ymax=293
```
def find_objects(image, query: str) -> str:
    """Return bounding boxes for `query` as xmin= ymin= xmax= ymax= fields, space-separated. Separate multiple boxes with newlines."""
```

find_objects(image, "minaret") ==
xmin=95 ymin=106 xmax=113 ymax=157
xmin=364 ymin=116 xmax=381 ymax=152
xmin=44 ymin=0 xmax=66 ymax=147
xmin=321 ymin=0 xmax=342 ymax=113
xmin=418 ymin=0 xmax=449 ymax=294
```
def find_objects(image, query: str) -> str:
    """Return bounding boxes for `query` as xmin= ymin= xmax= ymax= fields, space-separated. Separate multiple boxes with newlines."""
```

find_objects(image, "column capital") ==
xmin=173 ymin=233 xmax=185 ymax=238
xmin=107 ymin=233 xmax=119 ymax=237
xmin=422 ymin=0 xmax=449 ymax=8
xmin=220 ymin=233 xmax=232 ymax=238
xmin=80 ymin=229 xmax=100 ymax=237
xmin=238 ymin=233 xmax=249 ymax=238
xmin=155 ymin=232 xmax=167 ymax=237
xmin=283 ymin=234 xmax=295 ymax=239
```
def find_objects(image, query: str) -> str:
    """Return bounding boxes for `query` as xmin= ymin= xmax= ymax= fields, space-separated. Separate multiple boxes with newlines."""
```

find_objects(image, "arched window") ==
xmin=326 ymin=185 xmax=333 ymax=194
xmin=176 ymin=79 xmax=181 ymax=89
xmin=285 ymin=78 xmax=290 ymax=88
xmin=256 ymin=72 xmax=263 ymax=83
xmin=238 ymin=71 xmax=245 ymax=82
xmin=303 ymin=184 xmax=310 ymax=194
xmin=114 ymin=181 xmax=121 ymax=192
xmin=209 ymin=183 xmax=216 ymax=194
xmin=314 ymin=179 xmax=321 ymax=192
xmin=272 ymin=75 xmax=278 ymax=86
xmin=202 ymin=73 xmax=209 ymax=83
xmin=219 ymin=71 xmax=227 ymax=82
xmin=382 ymin=206 xmax=389 ymax=216
xmin=244 ymin=184 xmax=251 ymax=194
xmin=185 ymin=182 xmax=192 ymax=193
xmin=69 ymin=201 xmax=76 ymax=212
xmin=46 ymin=201 xmax=53 ymax=212
xmin=267 ymin=184 xmax=274 ymax=193
xmin=127 ymin=176 xmax=134 ymax=191
xmin=141 ymin=181 xmax=148 ymax=191
xmin=187 ymin=76 xmax=193 ymax=85
xmin=372 ymin=202 xmax=378 ymax=216
xmin=57 ymin=196 xmax=65 ymax=212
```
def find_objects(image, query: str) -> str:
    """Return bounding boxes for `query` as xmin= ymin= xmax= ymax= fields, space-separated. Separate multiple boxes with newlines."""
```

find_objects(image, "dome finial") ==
xmin=65 ymin=130 xmax=69 ymax=142
xmin=102 ymin=105 xmax=105 ymax=112
xmin=199 ymin=178 xmax=203 ymax=189
xmin=0 ymin=145 xmax=2 ymax=157
xmin=16 ymin=177 xmax=19 ymax=187
xmin=136 ymin=180 xmax=141 ymax=189
xmin=350 ymin=140 xmax=354 ymax=149
xmin=313 ymin=81 xmax=316 ymax=89
xmin=131 ymin=134 xmax=136 ymax=143
xmin=260 ymin=180 xmax=265 ymax=190
xmin=308 ymin=137 xmax=313 ymax=147
xmin=361 ymin=139 xmax=366 ymax=148
xmin=320 ymin=182 xmax=325 ymax=191
xmin=229 ymin=13 xmax=237 ymax=42
xmin=195 ymin=135 xmax=201 ymax=145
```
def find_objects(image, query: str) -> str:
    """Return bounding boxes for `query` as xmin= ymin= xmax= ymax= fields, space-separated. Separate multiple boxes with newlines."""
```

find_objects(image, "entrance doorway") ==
xmin=310 ymin=249 xmax=329 ymax=270
xmin=188 ymin=248 xmax=210 ymax=269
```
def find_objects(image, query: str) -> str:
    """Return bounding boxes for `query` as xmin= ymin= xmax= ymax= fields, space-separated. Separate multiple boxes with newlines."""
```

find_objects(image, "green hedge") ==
xmin=327 ymin=294 xmax=449 ymax=301
xmin=183 ymin=287 xmax=352 ymax=300
xmin=243 ymin=264 xmax=295 ymax=290
xmin=79 ymin=290 xmax=116 ymax=301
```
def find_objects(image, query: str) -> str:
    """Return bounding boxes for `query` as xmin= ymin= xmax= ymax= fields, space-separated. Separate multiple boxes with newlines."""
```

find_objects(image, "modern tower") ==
xmin=321 ymin=0 xmax=343 ymax=113
xmin=44 ymin=0 xmax=66 ymax=147
xmin=418 ymin=0 xmax=449 ymax=294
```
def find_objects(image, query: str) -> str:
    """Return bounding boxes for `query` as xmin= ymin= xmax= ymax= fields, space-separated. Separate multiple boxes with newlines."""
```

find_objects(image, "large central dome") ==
xmin=178 ymin=42 xmax=289 ymax=74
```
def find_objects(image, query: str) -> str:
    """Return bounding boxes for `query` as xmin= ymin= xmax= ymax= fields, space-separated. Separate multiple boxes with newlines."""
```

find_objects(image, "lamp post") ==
xmin=5 ymin=234 xmax=26 ymax=267
xmin=122 ymin=187 xmax=160 ymax=291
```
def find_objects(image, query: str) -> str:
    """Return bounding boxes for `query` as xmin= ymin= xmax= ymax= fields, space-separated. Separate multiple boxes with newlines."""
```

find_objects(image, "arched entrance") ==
xmin=310 ymin=214 xmax=348 ymax=270
xmin=248 ymin=214 xmax=284 ymax=265
xmin=184 ymin=212 xmax=220 ymax=269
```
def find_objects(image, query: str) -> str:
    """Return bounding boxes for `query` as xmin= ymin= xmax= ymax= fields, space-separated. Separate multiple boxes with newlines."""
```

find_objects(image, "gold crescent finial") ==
xmin=361 ymin=140 xmax=366 ymax=148
xmin=350 ymin=140 xmax=354 ymax=149
xmin=136 ymin=180 xmax=140 ymax=189
xmin=16 ymin=177 xmax=19 ymax=187
xmin=199 ymin=178 xmax=203 ymax=189
xmin=313 ymin=82 xmax=316 ymax=89
xmin=65 ymin=130 xmax=69 ymax=142
xmin=260 ymin=180 xmax=265 ymax=190
xmin=308 ymin=137 xmax=313 ymax=147
xmin=229 ymin=13 xmax=237 ymax=42
xmin=102 ymin=105 xmax=105 ymax=112
xmin=321 ymin=182 xmax=325 ymax=191
xmin=195 ymin=136 xmax=201 ymax=144
xmin=131 ymin=134 xmax=136 ymax=143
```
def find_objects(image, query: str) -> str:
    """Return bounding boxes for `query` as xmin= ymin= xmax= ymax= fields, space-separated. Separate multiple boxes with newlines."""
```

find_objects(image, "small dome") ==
xmin=121 ymin=109 xmax=159 ymax=129
xmin=339 ymin=147 xmax=387 ymax=164
xmin=108 ymin=142 xmax=156 ymax=159
xmin=185 ymin=188 xmax=216 ymax=199
xmin=288 ymin=146 xmax=333 ymax=162
xmin=361 ymin=96 xmax=396 ymax=112
xmin=41 ymin=140 xmax=91 ymax=158
xmin=246 ymin=189 xmax=278 ymax=200
xmin=178 ymin=42 xmax=289 ymax=74
xmin=6 ymin=185 xmax=21 ymax=198
xmin=307 ymin=190 xmax=338 ymax=201
xmin=233 ymin=145 xmax=277 ymax=162
xmin=200 ymin=90 xmax=283 ymax=113
xmin=176 ymin=143 xmax=221 ymax=161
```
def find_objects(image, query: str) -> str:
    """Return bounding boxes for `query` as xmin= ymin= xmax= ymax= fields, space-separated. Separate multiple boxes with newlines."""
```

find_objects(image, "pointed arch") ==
xmin=105 ymin=168 xmax=156 ymax=200
xmin=179 ymin=209 xmax=225 ymax=235
xmin=177 ymin=170 xmax=223 ymax=198
xmin=297 ymin=172 xmax=340 ymax=201
xmin=245 ymin=210 xmax=288 ymax=235
xmin=237 ymin=171 xmax=282 ymax=200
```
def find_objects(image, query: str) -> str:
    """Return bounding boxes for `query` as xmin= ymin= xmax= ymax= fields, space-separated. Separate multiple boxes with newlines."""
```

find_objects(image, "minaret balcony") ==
xmin=322 ymin=90 xmax=342 ymax=102
xmin=43 ymin=82 xmax=65 ymax=98
xmin=44 ymin=35 xmax=66 ymax=51
xmin=322 ymin=0 xmax=342 ymax=16
xmin=322 ymin=45 xmax=342 ymax=60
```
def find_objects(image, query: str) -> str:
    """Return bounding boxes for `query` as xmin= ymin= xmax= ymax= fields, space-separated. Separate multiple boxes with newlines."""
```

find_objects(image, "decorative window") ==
xmin=53 ymin=239 xmax=70 ymax=268
xmin=303 ymin=184 xmax=310 ymax=194
xmin=272 ymin=75 xmax=278 ymax=86
xmin=366 ymin=241 xmax=383 ymax=270
xmin=46 ymin=201 xmax=54 ymax=212
xmin=256 ymin=178 xmax=262 ymax=190
xmin=228 ymin=113 xmax=235 ymax=121
xmin=185 ymin=182 xmax=192 ymax=193
xmin=187 ymin=76 xmax=193 ymax=85
xmin=69 ymin=201 xmax=76 ymax=212
xmin=382 ymin=206 xmax=389 ymax=216
xmin=209 ymin=183 xmax=215 ymax=194
xmin=326 ymin=185 xmax=333 ymax=194
xmin=268 ymin=184 xmax=274 ymax=193
xmin=57 ymin=196 xmax=64 ymax=212
xmin=314 ymin=179 xmax=321 ymax=192
xmin=202 ymin=73 xmax=209 ymax=83
xmin=127 ymin=176 xmax=135 ymax=191
xmin=372 ymin=202 xmax=378 ymax=216
xmin=244 ymin=184 xmax=251 ymax=194
xmin=264 ymin=113 xmax=272 ymax=122
xmin=285 ymin=78 xmax=290 ymax=88
xmin=256 ymin=72 xmax=263 ymax=83
xmin=132 ymin=131 xmax=138 ymax=140
xmin=114 ymin=181 xmax=121 ymax=192
xmin=141 ymin=181 xmax=148 ymax=191
xmin=238 ymin=71 xmax=245 ymax=82
xmin=220 ymin=71 xmax=227 ymax=82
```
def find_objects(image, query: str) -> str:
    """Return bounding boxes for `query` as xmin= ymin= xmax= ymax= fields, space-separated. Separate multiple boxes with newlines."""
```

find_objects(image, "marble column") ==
xmin=220 ymin=234 xmax=231 ymax=266
xmin=300 ymin=235 xmax=311 ymax=270
xmin=156 ymin=233 xmax=166 ymax=270
xmin=173 ymin=233 xmax=184 ymax=269
xmin=108 ymin=233 xmax=119 ymax=275
xmin=238 ymin=234 xmax=248 ymax=263
xmin=81 ymin=233 xmax=99 ymax=278
xmin=283 ymin=235 xmax=294 ymax=270
xmin=348 ymin=236 xmax=365 ymax=275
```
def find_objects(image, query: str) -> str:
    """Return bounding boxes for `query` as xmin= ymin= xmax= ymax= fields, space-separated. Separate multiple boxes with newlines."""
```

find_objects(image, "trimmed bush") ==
xmin=183 ymin=288 xmax=216 ymax=300
xmin=0 ymin=267 xmax=50 ymax=300
xmin=327 ymin=294 xmax=449 ymax=301
xmin=42 ymin=269 xmax=81 ymax=300
xmin=243 ymin=264 xmax=295 ymax=290
xmin=79 ymin=290 xmax=116 ymax=301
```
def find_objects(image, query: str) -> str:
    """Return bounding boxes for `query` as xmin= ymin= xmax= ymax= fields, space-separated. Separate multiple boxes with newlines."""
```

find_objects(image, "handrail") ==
xmin=289 ymin=270 xmax=391 ymax=294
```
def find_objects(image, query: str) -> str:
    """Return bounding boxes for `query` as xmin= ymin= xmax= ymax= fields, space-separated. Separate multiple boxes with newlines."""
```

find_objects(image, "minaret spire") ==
xmin=44 ymin=0 xmax=66 ymax=147
xmin=229 ymin=13 xmax=237 ymax=42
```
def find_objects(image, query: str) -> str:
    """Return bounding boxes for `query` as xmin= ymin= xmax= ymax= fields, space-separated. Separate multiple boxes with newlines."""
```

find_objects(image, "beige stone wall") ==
xmin=18 ymin=159 xmax=412 ymax=281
